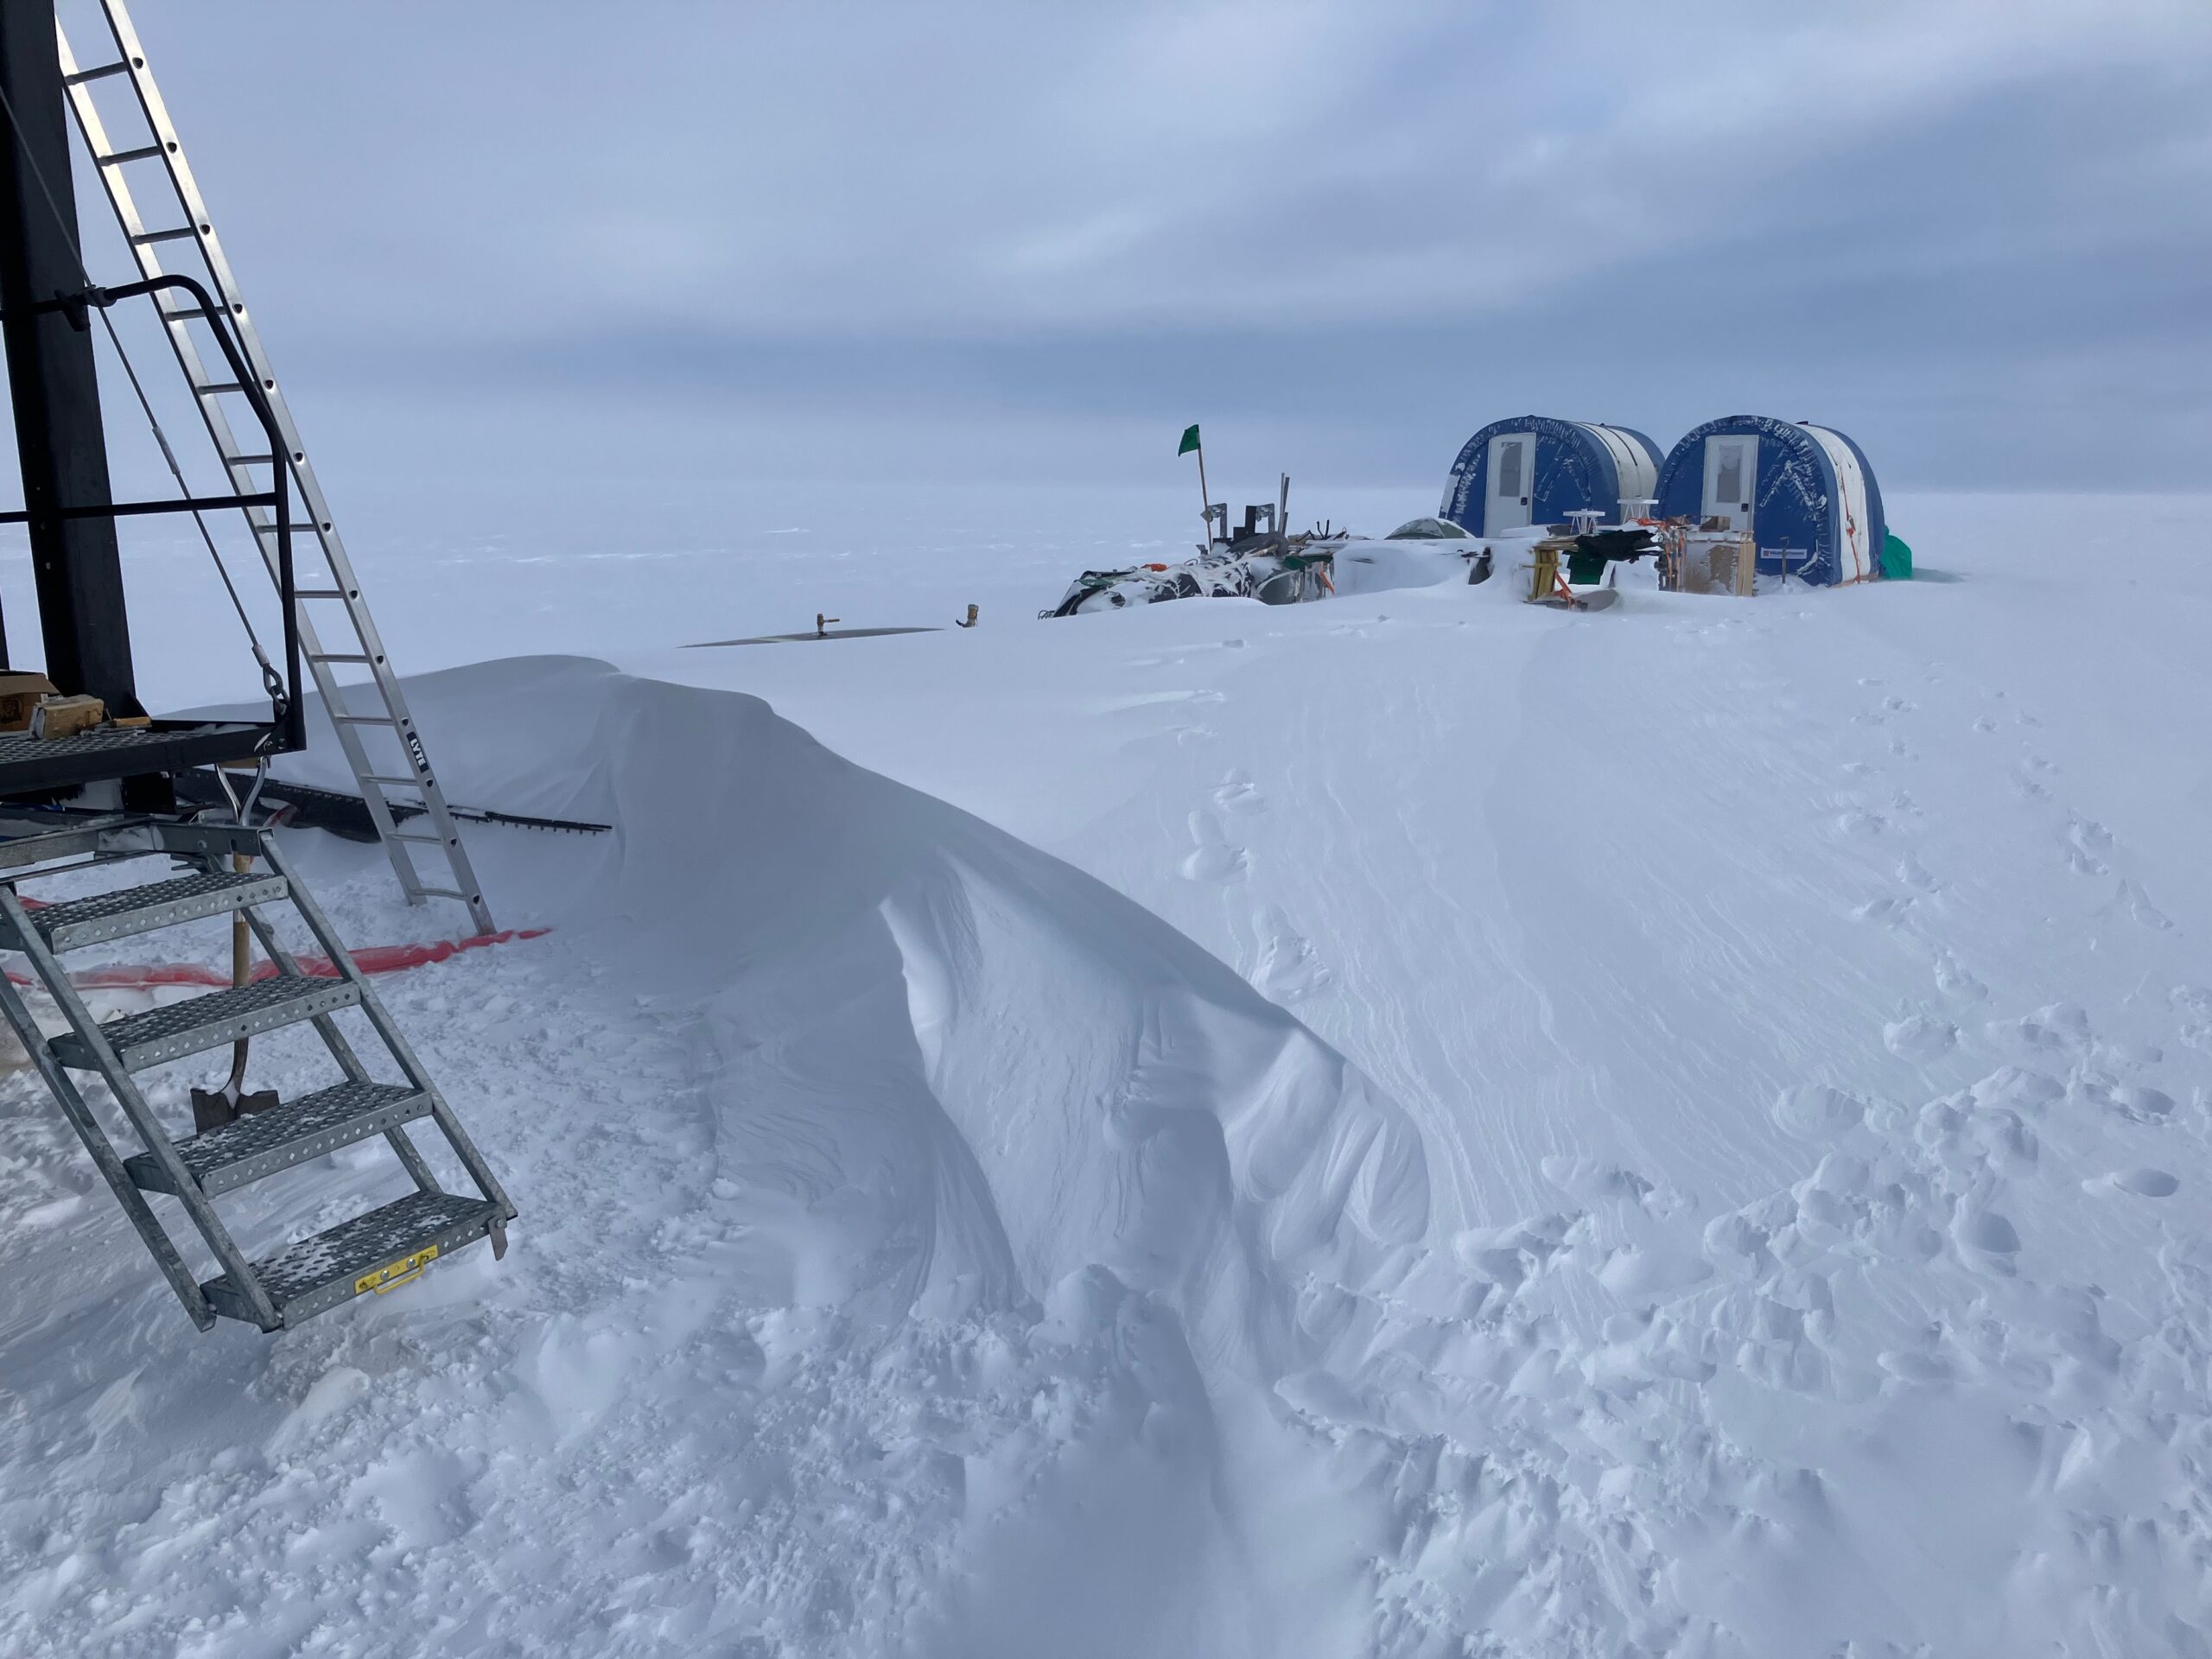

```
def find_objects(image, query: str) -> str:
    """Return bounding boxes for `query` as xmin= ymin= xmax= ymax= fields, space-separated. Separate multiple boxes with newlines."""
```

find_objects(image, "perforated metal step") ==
xmin=201 ymin=1190 xmax=501 ymax=1326
xmin=50 ymin=974 xmax=359 ymax=1072
xmin=125 ymin=1079 xmax=428 ymax=1197
xmin=20 ymin=868 xmax=288 ymax=952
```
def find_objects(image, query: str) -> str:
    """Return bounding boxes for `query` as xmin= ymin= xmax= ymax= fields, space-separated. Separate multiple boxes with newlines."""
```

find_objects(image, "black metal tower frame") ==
xmin=0 ymin=1 xmax=301 ymax=799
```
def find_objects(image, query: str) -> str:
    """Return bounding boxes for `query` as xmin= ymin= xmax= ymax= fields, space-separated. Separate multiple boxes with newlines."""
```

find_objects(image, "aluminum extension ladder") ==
xmin=54 ymin=0 xmax=494 ymax=936
xmin=0 ymin=814 xmax=513 ymax=1332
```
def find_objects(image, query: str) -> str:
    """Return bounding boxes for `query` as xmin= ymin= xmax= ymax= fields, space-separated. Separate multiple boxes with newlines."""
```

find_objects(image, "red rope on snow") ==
xmin=6 ymin=928 xmax=549 ymax=991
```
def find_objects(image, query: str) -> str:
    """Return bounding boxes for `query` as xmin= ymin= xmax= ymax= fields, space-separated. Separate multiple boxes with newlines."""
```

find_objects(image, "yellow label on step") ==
xmin=356 ymin=1243 xmax=439 ymax=1296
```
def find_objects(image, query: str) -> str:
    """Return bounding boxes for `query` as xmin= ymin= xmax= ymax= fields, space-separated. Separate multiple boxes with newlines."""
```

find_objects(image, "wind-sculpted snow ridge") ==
xmin=529 ymin=659 xmax=1433 ymax=1361
xmin=0 ymin=658 xmax=1435 ymax=1656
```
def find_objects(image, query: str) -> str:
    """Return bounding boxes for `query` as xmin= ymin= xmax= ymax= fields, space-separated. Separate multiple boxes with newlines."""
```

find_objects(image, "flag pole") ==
xmin=1196 ymin=440 xmax=1211 ymax=545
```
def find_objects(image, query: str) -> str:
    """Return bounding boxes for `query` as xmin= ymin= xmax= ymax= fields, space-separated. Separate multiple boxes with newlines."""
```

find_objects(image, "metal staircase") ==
xmin=53 ymin=0 xmax=493 ymax=934
xmin=0 ymin=813 xmax=513 ymax=1331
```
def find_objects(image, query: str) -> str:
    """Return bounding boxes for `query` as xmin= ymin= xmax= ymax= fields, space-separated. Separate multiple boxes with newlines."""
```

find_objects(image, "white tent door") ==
xmin=1486 ymin=433 xmax=1535 ymax=531
xmin=1701 ymin=435 xmax=1758 ymax=531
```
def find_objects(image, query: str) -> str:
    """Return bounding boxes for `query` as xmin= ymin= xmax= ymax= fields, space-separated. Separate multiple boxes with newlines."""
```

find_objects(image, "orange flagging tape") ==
xmin=6 ymin=928 xmax=549 ymax=991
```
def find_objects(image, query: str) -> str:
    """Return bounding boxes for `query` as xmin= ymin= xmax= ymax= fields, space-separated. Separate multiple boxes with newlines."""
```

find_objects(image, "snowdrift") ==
xmin=502 ymin=659 xmax=1433 ymax=1366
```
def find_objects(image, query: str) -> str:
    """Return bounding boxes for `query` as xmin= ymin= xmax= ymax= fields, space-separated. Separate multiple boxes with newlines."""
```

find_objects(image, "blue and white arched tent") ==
xmin=1654 ymin=416 xmax=1886 ymax=586
xmin=1440 ymin=416 xmax=1663 ymax=535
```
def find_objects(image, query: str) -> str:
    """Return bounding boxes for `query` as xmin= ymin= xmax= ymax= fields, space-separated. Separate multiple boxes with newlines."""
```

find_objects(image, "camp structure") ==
xmin=1654 ymin=416 xmax=1886 ymax=586
xmin=1440 ymin=416 xmax=1664 ymax=535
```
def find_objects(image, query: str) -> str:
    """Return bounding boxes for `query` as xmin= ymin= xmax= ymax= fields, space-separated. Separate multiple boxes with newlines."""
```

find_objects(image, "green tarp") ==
xmin=1882 ymin=531 xmax=1913 ymax=579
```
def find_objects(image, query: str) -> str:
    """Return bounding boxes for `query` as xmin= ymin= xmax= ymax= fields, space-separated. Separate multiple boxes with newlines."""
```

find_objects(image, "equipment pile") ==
xmin=1045 ymin=488 xmax=1351 ymax=618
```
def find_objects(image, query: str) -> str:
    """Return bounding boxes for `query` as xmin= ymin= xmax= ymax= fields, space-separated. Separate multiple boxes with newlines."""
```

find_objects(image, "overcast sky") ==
xmin=48 ymin=0 xmax=2212 ymax=512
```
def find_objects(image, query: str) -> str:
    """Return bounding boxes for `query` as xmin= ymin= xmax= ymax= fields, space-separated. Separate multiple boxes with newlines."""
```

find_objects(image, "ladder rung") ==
xmin=413 ymin=887 xmax=470 ymax=902
xmin=66 ymin=60 xmax=132 ymax=86
xmin=132 ymin=226 xmax=199 ymax=246
xmin=391 ymin=830 xmax=447 ymax=846
xmin=259 ymin=521 xmax=334 ymax=539
xmin=158 ymin=305 xmax=216 ymax=322
xmin=97 ymin=143 xmax=165 ymax=166
xmin=359 ymin=774 xmax=421 ymax=788
xmin=195 ymin=381 xmax=245 ymax=396
xmin=329 ymin=713 xmax=396 ymax=726
xmin=227 ymin=453 xmax=276 ymax=467
xmin=310 ymin=652 xmax=373 ymax=664
xmin=293 ymin=588 xmax=347 ymax=600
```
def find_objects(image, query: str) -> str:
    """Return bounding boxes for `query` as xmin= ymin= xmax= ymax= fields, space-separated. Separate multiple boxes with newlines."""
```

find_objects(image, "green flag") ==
xmin=1178 ymin=423 xmax=1201 ymax=456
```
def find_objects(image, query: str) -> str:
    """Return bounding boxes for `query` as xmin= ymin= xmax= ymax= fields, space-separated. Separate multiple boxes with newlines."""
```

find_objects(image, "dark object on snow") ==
xmin=174 ymin=770 xmax=611 ymax=842
xmin=1465 ymin=548 xmax=1494 ymax=584
xmin=1881 ymin=532 xmax=1913 ymax=580
xmin=685 ymin=626 xmax=940 ymax=646
xmin=1045 ymin=544 xmax=1336 ymax=617
xmin=957 ymin=604 xmax=980 ymax=627
xmin=1566 ymin=526 xmax=1657 ymax=585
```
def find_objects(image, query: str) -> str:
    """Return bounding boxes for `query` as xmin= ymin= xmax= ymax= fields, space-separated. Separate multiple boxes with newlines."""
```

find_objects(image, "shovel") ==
xmin=189 ymin=848 xmax=280 ymax=1133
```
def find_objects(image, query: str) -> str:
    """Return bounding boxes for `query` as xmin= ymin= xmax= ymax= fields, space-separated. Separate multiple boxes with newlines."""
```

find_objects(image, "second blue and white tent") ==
xmin=1654 ymin=416 xmax=1886 ymax=586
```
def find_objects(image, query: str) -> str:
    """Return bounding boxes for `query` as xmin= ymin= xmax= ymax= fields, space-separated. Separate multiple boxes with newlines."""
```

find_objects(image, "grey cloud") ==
xmin=41 ymin=0 xmax=2212 ymax=502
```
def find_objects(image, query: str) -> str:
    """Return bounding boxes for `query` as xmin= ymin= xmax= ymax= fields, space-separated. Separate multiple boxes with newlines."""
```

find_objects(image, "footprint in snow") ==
xmin=1974 ymin=715 xmax=1998 ymax=734
xmin=1897 ymin=855 xmax=1942 ymax=893
xmin=1987 ymin=1002 xmax=2091 ymax=1052
xmin=2085 ymin=1168 xmax=2179 ymax=1199
xmin=2103 ymin=1083 xmax=2177 ymax=1124
xmin=1878 ymin=1351 xmax=1955 ymax=1385
xmin=1933 ymin=950 xmax=1988 ymax=1001
xmin=1835 ymin=810 xmax=1885 ymax=838
xmin=1884 ymin=1014 xmax=1959 ymax=1063
xmin=2065 ymin=818 xmax=2112 ymax=875
xmin=1211 ymin=770 xmax=1266 ymax=816
xmin=1952 ymin=1208 xmax=2022 ymax=1275
xmin=1770 ymin=1083 xmax=1867 ymax=1141
xmin=2171 ymin=985 xmax=2212 ymax=1052
xmin=2116 ymin=879 xmax=2171 ymax=931
xmin=1180 ymin=810 xmax=1247 ymax=884
xmin=1250 ymin=904 xmax=1330 ymax=1002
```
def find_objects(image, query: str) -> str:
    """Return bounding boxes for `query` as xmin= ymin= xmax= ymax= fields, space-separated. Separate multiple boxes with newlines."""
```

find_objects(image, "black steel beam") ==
xmin=0 ymin=0 xmax=141 ymax=711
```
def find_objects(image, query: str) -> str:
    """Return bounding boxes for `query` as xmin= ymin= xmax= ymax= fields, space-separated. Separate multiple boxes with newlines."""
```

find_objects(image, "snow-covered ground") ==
xmin=3 ymin=489 xmax=2209 ymax=1657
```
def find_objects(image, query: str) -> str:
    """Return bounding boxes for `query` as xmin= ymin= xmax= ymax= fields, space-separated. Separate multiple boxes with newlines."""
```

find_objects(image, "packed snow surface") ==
xmin=2 ymin=490 xmax=2209 ymax=1657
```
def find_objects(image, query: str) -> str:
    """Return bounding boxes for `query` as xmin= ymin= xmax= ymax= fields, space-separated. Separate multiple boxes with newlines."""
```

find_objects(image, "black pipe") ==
xmin=0 ymin=272 xmax=304 ymax=745
xmin=0 ymin=1 xmax=136 ymax=706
